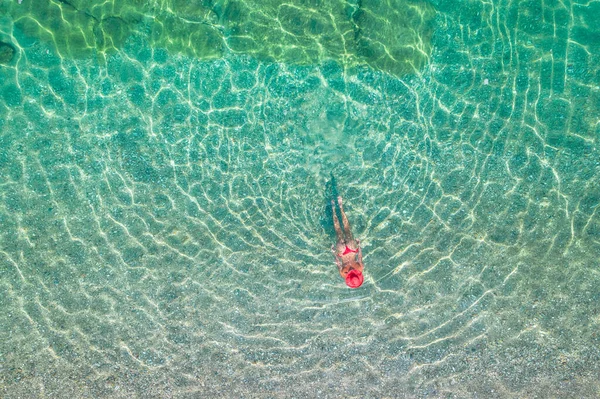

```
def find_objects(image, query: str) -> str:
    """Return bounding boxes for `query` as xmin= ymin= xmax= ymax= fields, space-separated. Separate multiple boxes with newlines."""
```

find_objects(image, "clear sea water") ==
xmin=1 ymin=0 xmax=599 ymax=398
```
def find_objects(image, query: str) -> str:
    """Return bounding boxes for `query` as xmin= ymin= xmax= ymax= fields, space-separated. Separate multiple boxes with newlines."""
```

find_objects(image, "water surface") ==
xmin=1 ymin=0 xmax=600 ymax=398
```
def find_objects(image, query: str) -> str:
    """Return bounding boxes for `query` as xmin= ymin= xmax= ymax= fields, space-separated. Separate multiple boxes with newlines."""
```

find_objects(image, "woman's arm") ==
xmin=332 ymin=245 xmax=342 ymax=271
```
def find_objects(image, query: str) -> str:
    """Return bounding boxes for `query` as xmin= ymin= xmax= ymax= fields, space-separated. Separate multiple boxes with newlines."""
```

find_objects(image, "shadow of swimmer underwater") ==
xmin=327 ymin=175 xmax=365 ymax=289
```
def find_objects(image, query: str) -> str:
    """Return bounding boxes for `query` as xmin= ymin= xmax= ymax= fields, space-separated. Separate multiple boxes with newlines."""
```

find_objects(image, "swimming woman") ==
xmin=331 ymin=196 xmax=364 ymax=288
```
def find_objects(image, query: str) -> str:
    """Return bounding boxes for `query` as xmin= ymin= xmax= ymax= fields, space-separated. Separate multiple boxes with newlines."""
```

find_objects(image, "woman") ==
xmin=331 ymin=196 xmax=364 ymax=288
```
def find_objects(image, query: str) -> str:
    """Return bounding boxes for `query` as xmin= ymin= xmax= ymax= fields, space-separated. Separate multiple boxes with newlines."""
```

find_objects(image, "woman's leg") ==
xmin=338 ymin=196 xmax=353 ymax=241
xmin=332 ymin=200 xmax=344 ymax=241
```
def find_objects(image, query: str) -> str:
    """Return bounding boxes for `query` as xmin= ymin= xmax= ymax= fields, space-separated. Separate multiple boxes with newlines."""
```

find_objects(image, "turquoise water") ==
xmin=1 ymin=0 xmax=600 ymax=397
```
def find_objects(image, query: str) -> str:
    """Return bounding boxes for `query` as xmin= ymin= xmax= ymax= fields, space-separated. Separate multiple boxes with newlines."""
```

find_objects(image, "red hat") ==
xmin=345 ymin=270 xmax=364 ymax=288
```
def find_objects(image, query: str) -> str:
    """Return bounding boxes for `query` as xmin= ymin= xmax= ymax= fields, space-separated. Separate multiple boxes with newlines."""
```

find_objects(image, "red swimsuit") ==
xmin=340 ymin=245 xmax=359 ymax=256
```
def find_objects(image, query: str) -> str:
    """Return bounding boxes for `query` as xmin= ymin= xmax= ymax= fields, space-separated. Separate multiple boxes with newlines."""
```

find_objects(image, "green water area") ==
xmin=1 ymin=0 xmax=600 ymax=398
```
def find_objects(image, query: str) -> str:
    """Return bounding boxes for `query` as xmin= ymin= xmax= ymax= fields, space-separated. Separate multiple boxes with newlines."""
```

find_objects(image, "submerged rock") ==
xmin=0 ymin=41 xmax=15 ymax=64
xmin=219 ymin=0 xmax=437 ymax=76
xmin=6 ymin=0 xmax=436 ymax=76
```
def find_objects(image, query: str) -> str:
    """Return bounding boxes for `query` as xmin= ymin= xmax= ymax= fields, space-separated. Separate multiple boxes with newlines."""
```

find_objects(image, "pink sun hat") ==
xmin=345 ymin=269 xmax=364 ymax=288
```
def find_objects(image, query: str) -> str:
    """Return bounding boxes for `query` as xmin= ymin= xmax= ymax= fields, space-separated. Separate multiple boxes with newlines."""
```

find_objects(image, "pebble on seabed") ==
xmin=0 ymin=41 xmax=16 ymax=64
